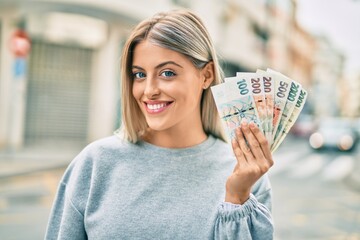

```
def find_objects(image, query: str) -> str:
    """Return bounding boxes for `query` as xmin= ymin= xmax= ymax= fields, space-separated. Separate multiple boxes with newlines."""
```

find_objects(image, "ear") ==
xmin=201 ymin=61 xmax=215 ymax=89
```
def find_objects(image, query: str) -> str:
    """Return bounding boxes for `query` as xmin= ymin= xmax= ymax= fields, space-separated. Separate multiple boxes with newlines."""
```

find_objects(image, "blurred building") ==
xmin=0 ymin=0 xmax=323 ymax=151
xmin=0 ymin=0 xmax=165 ymax=149
xmin=210 ymin=0 xmax=271 ymax=75
xmin=288 ymin=22 xmax=316 ymax=92
xmin=311 ymin=35 xmax=345 ymax=117
xmin=266 ymin=0 xmax=295 ymax=74
xmin=340 ymin=73 xmax=360 ymax=118
xmin=266 ymin=0 xmax=317 ymax=109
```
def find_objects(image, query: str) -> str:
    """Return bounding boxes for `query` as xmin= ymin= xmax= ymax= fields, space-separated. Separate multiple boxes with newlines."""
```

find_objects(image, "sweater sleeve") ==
xmin=45 ymin=146 xmax=94 ymax=240
xmin=45 ymin=182 xmax=87 ymax=240
xmin=213 ymin=175 xmax=273 ymax=240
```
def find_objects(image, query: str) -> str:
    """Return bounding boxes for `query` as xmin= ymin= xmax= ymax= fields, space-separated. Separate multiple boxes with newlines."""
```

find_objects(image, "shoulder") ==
xmin=78 ymin=135 xmax=141 ymax=162
xmin=61 ymin=135 xmax=138 ymax=183
xmin=59 ymin=136 xmax=139 ymax=205
xmin=84 ymin=135 xmax=133 ymax=154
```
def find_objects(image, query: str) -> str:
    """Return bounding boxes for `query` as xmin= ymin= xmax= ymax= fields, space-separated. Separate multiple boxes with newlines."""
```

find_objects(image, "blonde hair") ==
xmin=116 ymin=9 xmax=226 ymax=143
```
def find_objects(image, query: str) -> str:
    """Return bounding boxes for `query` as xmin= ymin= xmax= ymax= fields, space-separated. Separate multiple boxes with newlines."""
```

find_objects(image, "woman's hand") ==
xmin=225 ymin=120 xmax=274 ymax=204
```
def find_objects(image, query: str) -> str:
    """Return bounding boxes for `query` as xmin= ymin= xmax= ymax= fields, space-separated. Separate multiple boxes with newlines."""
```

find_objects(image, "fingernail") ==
xmin=249 ymin=122 xmax=256 ymax=129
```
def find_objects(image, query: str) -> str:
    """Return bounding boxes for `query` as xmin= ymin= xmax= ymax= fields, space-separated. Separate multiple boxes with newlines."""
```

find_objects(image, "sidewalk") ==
xmin=0 ymin=143 xmax=83 ymax=179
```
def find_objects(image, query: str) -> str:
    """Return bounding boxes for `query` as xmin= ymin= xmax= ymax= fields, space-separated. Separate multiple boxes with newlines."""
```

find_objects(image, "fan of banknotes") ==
xmin=211 ymin=68 xmax=307 ymax=153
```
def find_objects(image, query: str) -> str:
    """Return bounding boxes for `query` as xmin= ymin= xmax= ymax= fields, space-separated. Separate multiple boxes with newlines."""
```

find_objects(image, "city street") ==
xmin=0 ymin=168 xmax=65 ymax=240
xmin=0 ymin=136 xmax=359 ymax=240
xmin=271 ymin=136 xmax=360 ymax=239
xmin=0 ymin=0 xmax=359 ymax=239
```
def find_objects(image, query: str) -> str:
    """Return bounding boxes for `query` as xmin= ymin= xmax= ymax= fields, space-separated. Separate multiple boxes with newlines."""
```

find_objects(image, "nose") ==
xmin=144 ymin=77 xmax=160 ymax=99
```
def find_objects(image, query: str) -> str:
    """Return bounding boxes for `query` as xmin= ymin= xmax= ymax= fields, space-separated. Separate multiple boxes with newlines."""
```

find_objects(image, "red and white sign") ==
xmin=10 ymin=30 xmax=31 ymax=57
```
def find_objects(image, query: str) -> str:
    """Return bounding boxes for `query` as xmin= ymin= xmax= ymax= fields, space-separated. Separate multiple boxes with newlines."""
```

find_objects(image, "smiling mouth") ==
xmin=144 ymin=101 xmax=173 ymax=113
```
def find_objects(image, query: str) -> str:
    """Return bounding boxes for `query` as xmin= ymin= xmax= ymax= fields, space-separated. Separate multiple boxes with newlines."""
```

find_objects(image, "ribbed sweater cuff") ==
xmin=218 ymin=194 xmax=258 ymax=220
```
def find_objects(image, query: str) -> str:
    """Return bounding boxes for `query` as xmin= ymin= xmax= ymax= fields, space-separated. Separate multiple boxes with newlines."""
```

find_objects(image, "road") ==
xmin=271 ymin=135 xmax=360 ymax=240
xmin=0 ymin=136 xmax=359 ymax=239
xmin=0 ymin=168 xmax=65 ymax=240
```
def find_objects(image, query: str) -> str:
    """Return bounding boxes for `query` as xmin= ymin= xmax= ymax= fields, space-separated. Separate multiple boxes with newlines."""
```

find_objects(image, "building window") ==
xmin=252 ymin=23 xmax=269 ymax=43
xmin=220 ymin=60 xmax=250 ymax=77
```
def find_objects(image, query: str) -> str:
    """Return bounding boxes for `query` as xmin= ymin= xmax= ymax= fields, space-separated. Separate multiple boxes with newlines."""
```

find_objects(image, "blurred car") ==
xmin=290 ymin=114 xmax=317 ymax=138
xmin=309 ymin=118 xmax=358 ymax=152
xmin=354 ymin=118 xmax=360 ymax=137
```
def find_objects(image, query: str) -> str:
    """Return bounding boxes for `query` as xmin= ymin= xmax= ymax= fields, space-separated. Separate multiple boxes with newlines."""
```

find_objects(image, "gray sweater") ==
xmin=45 ymin=135 xmax=273 ymax=239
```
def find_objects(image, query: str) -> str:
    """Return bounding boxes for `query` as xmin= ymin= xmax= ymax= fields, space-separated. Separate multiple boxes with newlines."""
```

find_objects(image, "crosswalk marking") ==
xmin=321 ymin=155 xmax=354 ymax=181
xmin=270 ymin=151 xmax=310 ymax=176
xmin=271 ymin=149 xmax=356 ymax=182
xmin=287 ymin=153 xmax=327 ymax=178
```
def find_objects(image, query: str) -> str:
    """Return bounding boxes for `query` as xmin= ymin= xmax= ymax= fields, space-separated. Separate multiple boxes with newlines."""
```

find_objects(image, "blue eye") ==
xmin=133 ymin=72 xmax=146 ymax=79
xmin=161 ymin=70 xmax=176 ymax=77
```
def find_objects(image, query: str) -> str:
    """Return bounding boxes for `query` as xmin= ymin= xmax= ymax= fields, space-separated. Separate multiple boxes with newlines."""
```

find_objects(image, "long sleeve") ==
xmin=214 ymin=193 xmax=273 ymax=240
xmin=45 ymin=145 xmax=94 ymax=240
xmin=213 ymin=174 xmax=273 ymax=240
xmin=45 ymin=182 xmax=87 ymax=240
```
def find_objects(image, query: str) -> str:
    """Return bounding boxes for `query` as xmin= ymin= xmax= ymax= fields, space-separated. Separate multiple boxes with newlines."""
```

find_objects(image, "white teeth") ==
xmin=147 ymin=103 xmax=167 ymax=110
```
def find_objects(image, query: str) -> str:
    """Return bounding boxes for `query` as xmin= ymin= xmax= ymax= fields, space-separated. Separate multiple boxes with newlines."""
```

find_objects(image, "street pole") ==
xmin=8 ymin=28 xmax=31 ymax=150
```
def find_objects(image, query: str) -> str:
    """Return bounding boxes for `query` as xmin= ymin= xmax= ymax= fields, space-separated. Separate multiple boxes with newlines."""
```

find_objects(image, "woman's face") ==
xmin=131 ymin=40 xmax=206 ymax=134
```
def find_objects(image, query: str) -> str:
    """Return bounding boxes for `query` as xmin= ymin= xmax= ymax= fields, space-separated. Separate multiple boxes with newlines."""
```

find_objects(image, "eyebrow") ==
xmin=132 ymin=61 xmax=183 ymax=70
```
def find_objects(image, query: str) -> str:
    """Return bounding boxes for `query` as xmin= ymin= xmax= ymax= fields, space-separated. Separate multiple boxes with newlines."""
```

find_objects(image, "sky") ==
xmin=296 ymin=0 xmax=360 ymax=77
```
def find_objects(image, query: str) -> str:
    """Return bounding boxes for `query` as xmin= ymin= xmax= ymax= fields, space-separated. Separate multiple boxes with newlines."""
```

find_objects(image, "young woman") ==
xmin=46 ymin=9 xmax=274 ymax=239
